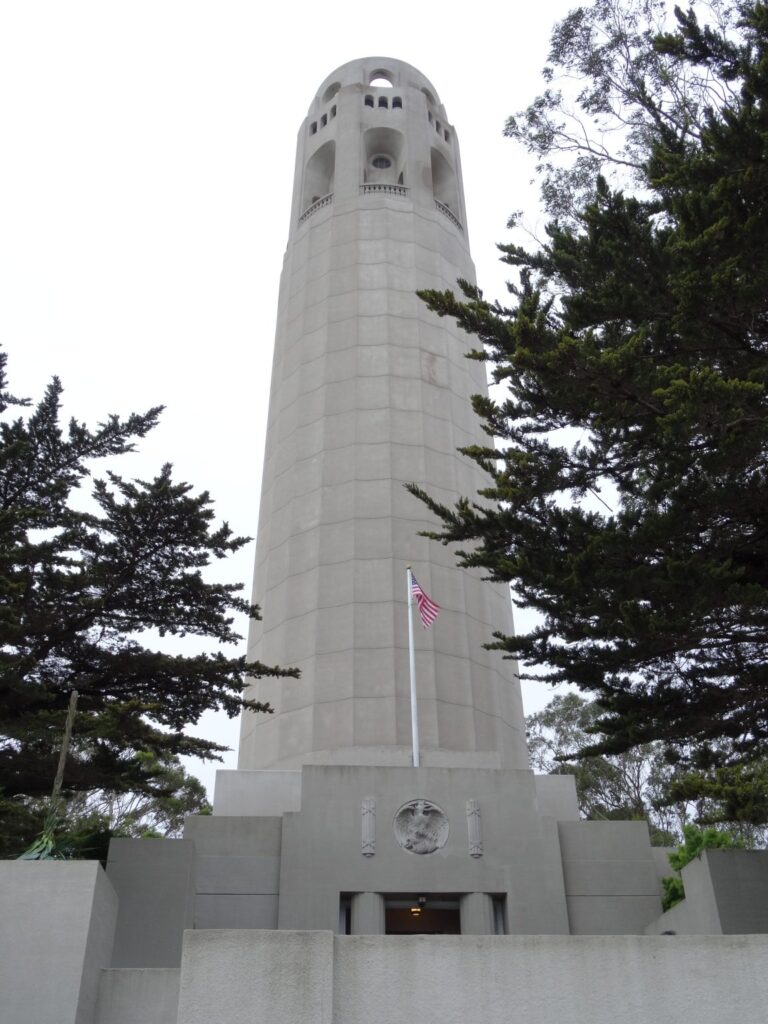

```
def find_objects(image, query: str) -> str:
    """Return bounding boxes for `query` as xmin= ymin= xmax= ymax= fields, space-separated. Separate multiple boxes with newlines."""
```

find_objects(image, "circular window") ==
xmin=322 ymin=82 xmax=341 ymax=103
xmin=369 ymin=71 xmax=393 ymax=87
xmin=372 ymin=155 xmax=392 ymax=169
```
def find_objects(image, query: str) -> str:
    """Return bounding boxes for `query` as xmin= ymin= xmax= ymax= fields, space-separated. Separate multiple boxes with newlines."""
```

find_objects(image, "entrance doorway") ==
xmin=384 ymin=896 xmax=460 ymax=935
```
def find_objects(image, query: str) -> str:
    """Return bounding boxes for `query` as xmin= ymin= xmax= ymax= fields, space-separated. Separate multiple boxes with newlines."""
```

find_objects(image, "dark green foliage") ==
xmin=409 ymin=2 xmax=768 ymax=776
xmin=0 ymin=353 xmax=295 ymax=856
xmin=662 ymin=823 xmax=744 ymax=908
xmin=665 ymin=761 xmax=768 ymax=834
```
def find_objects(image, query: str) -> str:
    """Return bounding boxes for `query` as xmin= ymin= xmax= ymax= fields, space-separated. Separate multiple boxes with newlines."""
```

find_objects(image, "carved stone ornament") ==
xmin=362 ymin=796 xmax=376 ymax=857
xmin=466 ymin=799 xmax=482 ymax=858
xmin=393 ymin=799 xmax=449 ymax=855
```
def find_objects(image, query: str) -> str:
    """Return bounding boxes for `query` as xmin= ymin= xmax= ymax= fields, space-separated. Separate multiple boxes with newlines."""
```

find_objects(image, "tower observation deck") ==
xmin=238 ymin=58 xmax=528 ymax=772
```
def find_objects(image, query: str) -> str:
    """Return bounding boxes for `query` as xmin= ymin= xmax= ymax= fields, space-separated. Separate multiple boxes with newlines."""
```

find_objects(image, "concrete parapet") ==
xmin=334 ymin=933 xmax=768 ymax=1024
xmin=169 ymin=930 xmax=768 ymax=1024
xmin=176 ymin=930 xmax=334 ymax=1024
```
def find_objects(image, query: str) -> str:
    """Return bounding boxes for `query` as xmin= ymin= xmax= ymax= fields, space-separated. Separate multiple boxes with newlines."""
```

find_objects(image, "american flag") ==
xmin=410 ymin=572 xmax=440 ymax=628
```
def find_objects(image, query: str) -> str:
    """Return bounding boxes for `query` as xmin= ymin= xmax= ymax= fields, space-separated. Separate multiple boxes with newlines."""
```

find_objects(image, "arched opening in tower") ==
xmin=363 ymin=127 xmax=405 ymax=186
xmin=302 ymin=140 xmax=336 ymax=212
xmin=430 ymin=148 xmax=459 ymax=212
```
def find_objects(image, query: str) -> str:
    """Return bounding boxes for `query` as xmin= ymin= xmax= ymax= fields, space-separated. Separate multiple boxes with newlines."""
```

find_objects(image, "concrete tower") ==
xmin=239 ymin=57 xmax=528 ymax=772
xmin=5 ymin=58 xmax=768 ymax=1024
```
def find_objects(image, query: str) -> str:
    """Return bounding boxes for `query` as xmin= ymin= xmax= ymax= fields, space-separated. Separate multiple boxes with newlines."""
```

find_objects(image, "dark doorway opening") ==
xmin=384 ymin=896 xmax=460 ymax=935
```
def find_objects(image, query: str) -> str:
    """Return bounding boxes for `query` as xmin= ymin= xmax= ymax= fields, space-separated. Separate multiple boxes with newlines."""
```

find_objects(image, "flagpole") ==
xmin=406 ymin=566 xmax=420 ymax=768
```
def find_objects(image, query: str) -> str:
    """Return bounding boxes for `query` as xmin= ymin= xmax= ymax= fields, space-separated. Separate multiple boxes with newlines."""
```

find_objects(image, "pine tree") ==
xmin=409 ymin=1 xmax=768 ymax=778
xmin=0 ymin=353 xmax=294 ymax=853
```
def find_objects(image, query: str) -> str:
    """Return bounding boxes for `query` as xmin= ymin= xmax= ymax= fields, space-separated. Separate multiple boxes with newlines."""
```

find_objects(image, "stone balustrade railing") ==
xmin=360 ymin=183 xmax=409 ymax=198
xmin=434 ymin=199 xmax=463 ymax=230
xmin=299 ymin=193 xmax=333 ymax=223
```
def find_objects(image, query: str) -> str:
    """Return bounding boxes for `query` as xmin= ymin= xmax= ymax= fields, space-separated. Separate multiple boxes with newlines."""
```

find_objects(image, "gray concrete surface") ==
xmin=459 ymin=891 xmax=495 ymax=934
xmin=106 ymin=838 xmax=194 ymax=967
xmin=534 ymin=773 xmax=579 ymax=821
xmin=213 ymin=769 xmax=301 ymax=816
xmin=175 ymin=930 xmax=334 ymax=1024
xmin=705 ymin=849 xmax=768 ymax=932
xmin=95 ymin=970 xmax=180 ymax=1024
xmin=558 ymin=820 xmax=662 ymax=933
xmin=184 ymin=813 xmax=282 ymax=930
xmin=334 ymin=933 xmax=768 ymax=1024
xmin=168 ymin=930 xmax=768 ymax=1024
xmin=350 ymin=892 xmax=385 ymax=934
xmin=0 ymin=861 xmax=117 ymax=1024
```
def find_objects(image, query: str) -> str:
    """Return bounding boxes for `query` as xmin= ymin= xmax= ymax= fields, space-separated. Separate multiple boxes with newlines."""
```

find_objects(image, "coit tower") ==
xmin=238 ymin=58 xmax=528 ymax=772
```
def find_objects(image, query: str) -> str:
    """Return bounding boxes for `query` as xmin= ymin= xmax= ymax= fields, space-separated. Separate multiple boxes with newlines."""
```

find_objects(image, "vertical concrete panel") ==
xmin=78 ymin=866 xmax=120 ymax=1022
xmin=96 ymin=969 xmax=180 ymax=1024
xmin=0 ymin=862 xmax=116 ymax=1024
xmin=106 ymin=839 xmax=194 ymax=967
xmin=459 ymin=892 xmax=495 ymax=934
xmin=175 ymin=930 xmax=334 ymax=1024
xmin=706 ymin=849 xmax=768 ymax=933
xmin=351 ymin=892 xmax=385 ymax=934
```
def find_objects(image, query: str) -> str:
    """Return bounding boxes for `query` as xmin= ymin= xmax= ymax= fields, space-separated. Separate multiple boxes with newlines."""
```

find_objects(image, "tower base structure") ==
xmin=4 ymin=761 xmax=768 ymax=1024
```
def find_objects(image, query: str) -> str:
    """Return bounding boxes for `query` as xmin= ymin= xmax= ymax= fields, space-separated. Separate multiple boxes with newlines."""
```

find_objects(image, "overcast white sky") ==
xmin=1 ymin=1 xmax=578 ymax=795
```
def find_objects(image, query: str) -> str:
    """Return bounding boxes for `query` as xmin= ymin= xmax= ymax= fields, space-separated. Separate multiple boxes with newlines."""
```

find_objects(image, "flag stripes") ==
xmin=410 ymin=573 xmax=440 ymax=628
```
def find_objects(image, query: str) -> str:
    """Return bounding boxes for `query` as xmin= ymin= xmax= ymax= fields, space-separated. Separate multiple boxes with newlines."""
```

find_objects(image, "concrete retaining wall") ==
xmin=173 ymin=930 xmax=768 ymax=1024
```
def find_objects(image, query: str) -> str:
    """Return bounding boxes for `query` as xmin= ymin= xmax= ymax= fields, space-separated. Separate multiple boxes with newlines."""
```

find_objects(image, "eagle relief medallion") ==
xmin=393 ymin=799 xmax=449 ymax=854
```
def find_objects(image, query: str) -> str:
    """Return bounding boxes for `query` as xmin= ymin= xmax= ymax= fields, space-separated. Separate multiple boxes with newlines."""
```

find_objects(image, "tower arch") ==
xmin=430 ymin=147 xmax=459 ymax=211
xmin=363 ymin=127 xmax=405 ymax=185
xmin=301 ymin=140 xmax=335 ymax=214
